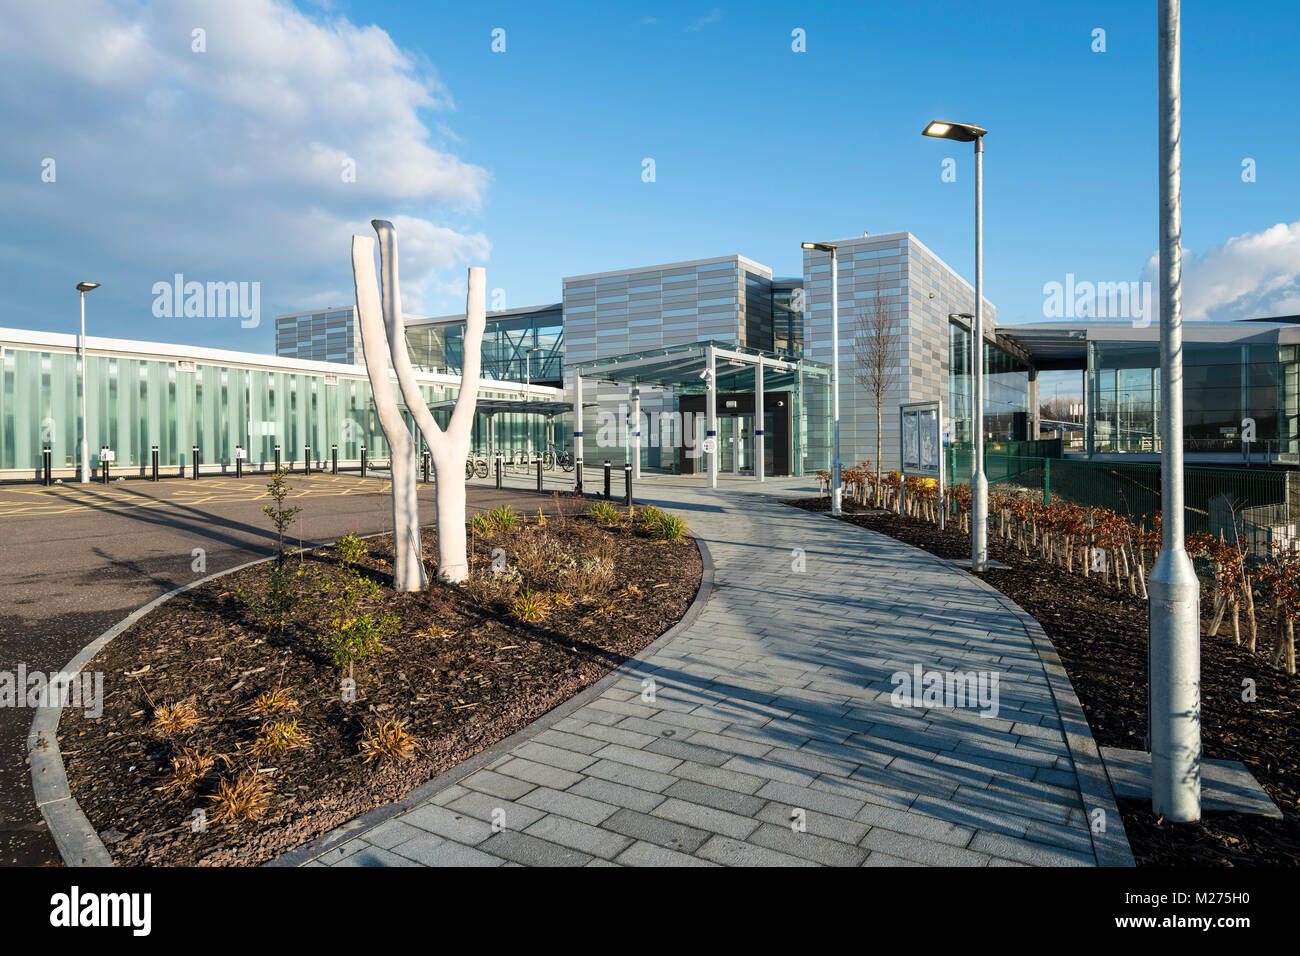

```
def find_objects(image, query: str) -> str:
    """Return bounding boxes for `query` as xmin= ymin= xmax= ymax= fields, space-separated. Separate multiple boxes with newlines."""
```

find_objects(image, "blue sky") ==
xmin=2 ymin=0 xmax=1298 ymax=357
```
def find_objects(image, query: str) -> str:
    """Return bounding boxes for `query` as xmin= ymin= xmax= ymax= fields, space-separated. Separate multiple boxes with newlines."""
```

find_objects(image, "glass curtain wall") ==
xmin=0 ymin=344 xmax=554 ymax=474
xmin=1089 ymin=340 xmax=1296 ymax=455
xmin=948 ymin=322 xmax=1031 ymax=444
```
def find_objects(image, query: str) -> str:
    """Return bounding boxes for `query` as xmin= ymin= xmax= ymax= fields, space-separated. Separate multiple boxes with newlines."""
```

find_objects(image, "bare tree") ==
xmin=853 ymin=281 xmax=901 ymax=506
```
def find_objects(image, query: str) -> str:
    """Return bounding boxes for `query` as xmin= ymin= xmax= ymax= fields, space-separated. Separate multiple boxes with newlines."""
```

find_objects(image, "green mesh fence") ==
xmin=945 ymin=449 xmax=1292 ymax=535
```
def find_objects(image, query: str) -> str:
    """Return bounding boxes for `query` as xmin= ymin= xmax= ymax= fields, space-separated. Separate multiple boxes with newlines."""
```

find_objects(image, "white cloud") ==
xmin=1141 ymin=220 xmax=1300 ymax=321
xmin=0 ymin=0 xmax=491 ymax=344
xmin=686 ymin=9 xmax=723 ymax=31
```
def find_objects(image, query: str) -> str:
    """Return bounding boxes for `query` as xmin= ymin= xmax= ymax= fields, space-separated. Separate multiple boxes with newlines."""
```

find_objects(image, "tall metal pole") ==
xmin=706 ymin=345 xmax=718 ymax=489
xmin=971 ymin=137 xmax=988 ymax=570
xmin=830 ymin=246 xmax=842 ymax=516
xmin=79 ymin=291 xmax=89 ymax=485
xmin=1149 ymin=0 xmax=1201 ymax=822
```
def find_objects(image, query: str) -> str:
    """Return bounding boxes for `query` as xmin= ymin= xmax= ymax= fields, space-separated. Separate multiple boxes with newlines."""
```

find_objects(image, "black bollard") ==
xmin=274 ymin=444 xmax=281 ymax=473
xmin=536 ymin=456 xmax=543 ymax=492
xmin=42 ymin=446 xmax=52 ymax=486
xmin=575 ymin=460 xmax=583 ymax=494
xmin=235 ymin=452 xmax=243 ymax=479
xmin=331 ymin=444 xmax=338 ymax=475
xmin=304 ymin=444 xmax=311 ymax=475
xmin=604 ymin=461 xmax=611 ymax=500
xmin=360 ymin=445 xmax=367 ymax=478
xmin=101 ymin=449 xmax=110 ymax=484
xmin=151 ymin=445 xmax=159 ymax=481
xmin=191 ymin=445 xmax=199 ymax=480
xmin=422 ymin=450 xmax=431 ymax=483
xmin=624 ymin=463 xmax=632 ymax=506
xmin=495 ymin=455 xmax=502 ymax=489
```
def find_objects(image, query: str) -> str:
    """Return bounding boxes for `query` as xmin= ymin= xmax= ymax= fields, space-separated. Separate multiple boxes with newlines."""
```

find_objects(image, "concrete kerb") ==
xmin=797 ymin=504 xmax=1135 ymax=867
xmin=268 ymin=534 xmax=716 ymax=866
xmin=29 ymin=552 xmax=281 ymax=867
xmin=30 ymin=525 xmax=413 ymax=868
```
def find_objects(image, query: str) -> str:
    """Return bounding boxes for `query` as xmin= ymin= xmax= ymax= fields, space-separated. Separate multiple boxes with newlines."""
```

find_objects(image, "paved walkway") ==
xmin=300 ymin=476 xmax=1122 ymax=867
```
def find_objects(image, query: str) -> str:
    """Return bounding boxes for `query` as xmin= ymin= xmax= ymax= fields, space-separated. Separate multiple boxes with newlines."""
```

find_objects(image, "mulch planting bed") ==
xmin=789 ymin=495 xmax=1300 ymax=866
xmin=60 ymin=498 xmax=701 ymax=866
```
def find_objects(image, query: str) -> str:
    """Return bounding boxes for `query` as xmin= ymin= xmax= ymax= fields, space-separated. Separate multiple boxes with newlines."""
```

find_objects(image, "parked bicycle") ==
xmin=465 ymin=452 xmax=490 ymax=479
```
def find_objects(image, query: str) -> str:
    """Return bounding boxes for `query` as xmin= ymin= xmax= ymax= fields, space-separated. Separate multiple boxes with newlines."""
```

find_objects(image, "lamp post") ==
xmin=802 ymin=241 xmax=841 ymax=515
xmin=924 ymin=120 xmax=988 ymax=570
xmin=76 ymin=281 xmax=101 ymax=484
xmin=1148 ymin=0 xmax=1201 ymax=823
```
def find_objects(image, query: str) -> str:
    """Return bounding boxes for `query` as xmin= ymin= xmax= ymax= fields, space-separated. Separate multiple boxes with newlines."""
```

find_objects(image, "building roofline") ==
xmin=0 ymin=326 xmax=558 ymax=394
xmin=407 ymin=302 xmax=563 ymax=328
xmin=562 ymin=254 xmax=773 ymax=285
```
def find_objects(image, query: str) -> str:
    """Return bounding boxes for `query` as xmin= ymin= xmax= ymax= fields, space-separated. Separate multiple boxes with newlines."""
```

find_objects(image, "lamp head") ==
xmin=922 ymin=121 xmax=987 ymax=142
xmin=76 ymin=281 xmax=101 ymax=293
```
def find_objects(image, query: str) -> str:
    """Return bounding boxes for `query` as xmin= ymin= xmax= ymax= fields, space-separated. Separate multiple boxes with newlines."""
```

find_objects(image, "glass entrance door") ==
xmin=719 ymin=414 xmax=753 ymax=474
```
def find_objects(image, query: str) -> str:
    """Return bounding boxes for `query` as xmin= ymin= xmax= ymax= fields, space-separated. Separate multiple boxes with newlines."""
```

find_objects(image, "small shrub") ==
xmin=470 ymin=511 xmax=494 ymax=536
xmin=320 ymin=611 xmax=398 ymax=668
xmin=149 ymin=698 xmax=201 ymax=738
xmin=360 ymin=718 xmax=417 ymax=764
xmin=240 ymin=688 xmax=299 ymax=717
xmin=588 ymin=501 xmax=620 ymax=523
xmin=637 ymin=504 xmax=664 ymax=527
xmin=547 ymin=591 xmax=574 ymax=610
xmin=334 ymin=532 xmax=367 ymax=569
xmin=249 ymin=718 xmax=310 ymax=757
xmin=161 ymin=746 xmax=224 ymax=795
xmin=511 ymin=590 xmax=549 ymax=623
xmin=209 ymin=770 xmax=272 ymax=825
xmin=485 ymin=504 xmax=520 ymax=533
xmin=649 ymin=511 xmax=688 ymax=542
xmin=464 ymin=565 xmax=522 ymax=606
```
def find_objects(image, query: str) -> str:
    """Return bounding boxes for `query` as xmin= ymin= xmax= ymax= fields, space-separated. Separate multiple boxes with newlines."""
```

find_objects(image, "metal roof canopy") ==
xmin=570 ymin=339 xmax=829 ymax=391
xmin=426 ymin=398 xmax=595 ymax=417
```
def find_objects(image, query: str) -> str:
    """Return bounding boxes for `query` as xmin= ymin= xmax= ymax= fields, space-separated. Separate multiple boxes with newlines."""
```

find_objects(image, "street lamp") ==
xmin=802 ymin=240 xmax=842 ymax=515
xmin=925 ymin=119 xmax=989 ymax=570
xmin=1149 ymin=0 xmax=1200 ymax=822
xmin=76 ymin=281 xmax=101 ymax=484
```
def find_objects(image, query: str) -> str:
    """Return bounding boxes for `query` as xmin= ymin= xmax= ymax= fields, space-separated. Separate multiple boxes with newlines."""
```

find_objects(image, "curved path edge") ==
xmin=31 ymin=533 xmax=713 ymax=869
xmin=29 ymin=553 xmax=278 ymax=867
xmin=267 ymin=536 xmax=715 ymax=866
xmin=805 ymin=507 xmax=1135 ymax=867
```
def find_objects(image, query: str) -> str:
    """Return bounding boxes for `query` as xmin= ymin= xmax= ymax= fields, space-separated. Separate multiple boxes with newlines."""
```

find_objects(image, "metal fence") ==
xmin=945 ymin=449 xmax=1293 ymax=540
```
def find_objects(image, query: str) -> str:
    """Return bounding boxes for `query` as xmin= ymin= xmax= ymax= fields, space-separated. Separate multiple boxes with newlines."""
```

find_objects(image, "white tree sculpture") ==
xmin=354 ymin=219 xmax=485 ymax=586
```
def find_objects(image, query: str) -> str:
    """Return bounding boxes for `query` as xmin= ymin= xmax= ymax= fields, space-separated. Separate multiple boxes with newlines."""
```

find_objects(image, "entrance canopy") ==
xmin=425 ymin=398 xmax=598 ymax=460
xmin=568 ymin=340 xmax=829 ymax=489
xmin=571 ymin=340 xmax=827 ymax=393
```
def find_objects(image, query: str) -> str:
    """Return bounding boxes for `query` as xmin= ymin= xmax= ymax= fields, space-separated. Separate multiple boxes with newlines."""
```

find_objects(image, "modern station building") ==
xmin=7 ymin=227 xmax=1298 ymax=482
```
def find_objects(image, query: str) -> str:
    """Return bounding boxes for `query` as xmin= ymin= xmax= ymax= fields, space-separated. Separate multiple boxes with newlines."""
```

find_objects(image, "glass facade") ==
xmin=1088 ymin=338 xmax=1300 ymax=456
xmin=0 ymin=334 xmax=558 ymax=476
xmin=406 ymin=306 xmax=564 ymax=385
xmin=948 ymin=322 xmax=1031 ymax=445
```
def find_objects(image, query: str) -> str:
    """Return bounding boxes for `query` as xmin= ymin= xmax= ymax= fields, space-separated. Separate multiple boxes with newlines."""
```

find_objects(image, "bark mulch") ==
xmin=788 ymin=495 xmax=1300 ymax=866
xmin=60 ymin=499 xmax=701 ymax=866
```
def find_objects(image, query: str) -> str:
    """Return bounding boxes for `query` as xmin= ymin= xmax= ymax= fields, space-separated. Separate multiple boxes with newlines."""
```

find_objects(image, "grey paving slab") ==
xmin=295 ymin=479 xmax=1126 ymax=867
